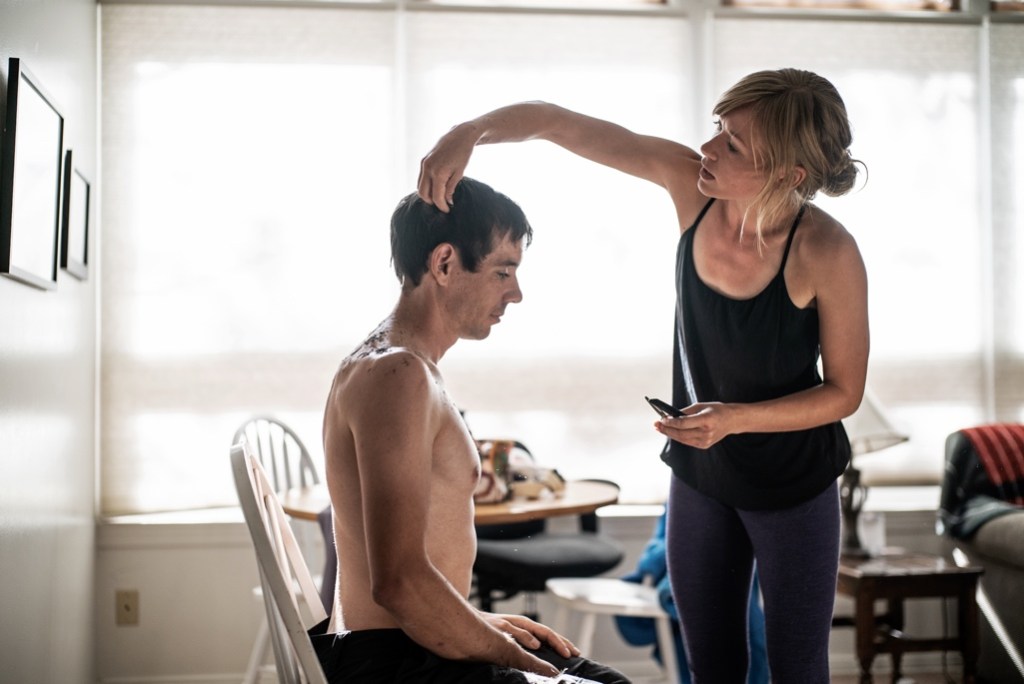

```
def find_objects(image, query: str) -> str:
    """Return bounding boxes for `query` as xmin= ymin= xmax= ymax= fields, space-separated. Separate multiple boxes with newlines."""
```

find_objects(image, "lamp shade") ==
xmin=842 ymin=388 xmax=909 ymax=457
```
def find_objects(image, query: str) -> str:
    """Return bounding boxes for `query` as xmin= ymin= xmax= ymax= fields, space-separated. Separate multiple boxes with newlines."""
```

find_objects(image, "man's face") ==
xmin=445 ymin=234 xmax=524 ymax=341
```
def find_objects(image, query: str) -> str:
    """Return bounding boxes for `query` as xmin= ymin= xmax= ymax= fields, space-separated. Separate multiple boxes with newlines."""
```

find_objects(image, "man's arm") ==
xmin=345 ymin=351 xmax=562 ymax=675
xmin=418 ymin=101 xmax=701 ymax=213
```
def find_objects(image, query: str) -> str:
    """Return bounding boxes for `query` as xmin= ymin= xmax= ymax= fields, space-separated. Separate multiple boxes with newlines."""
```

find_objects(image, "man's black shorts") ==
xmin=308 ymin=619 xmax=631 ymax=683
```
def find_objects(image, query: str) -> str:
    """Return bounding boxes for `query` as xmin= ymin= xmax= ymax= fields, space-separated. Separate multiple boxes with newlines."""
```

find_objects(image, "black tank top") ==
xmin=661 ymin=199 xmax=850 ymax=510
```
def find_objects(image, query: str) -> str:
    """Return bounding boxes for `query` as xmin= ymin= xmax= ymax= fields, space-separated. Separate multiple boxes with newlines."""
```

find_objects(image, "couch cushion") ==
xmin=972 ymin=510 xmax=1024 ymax=570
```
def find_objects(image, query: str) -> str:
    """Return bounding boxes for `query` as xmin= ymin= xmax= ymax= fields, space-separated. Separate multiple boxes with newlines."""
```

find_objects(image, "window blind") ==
xmin=101 ymin=3 xmax=1023 ymax=513
xmin=100 ymin=3 xmax=690 ymax=513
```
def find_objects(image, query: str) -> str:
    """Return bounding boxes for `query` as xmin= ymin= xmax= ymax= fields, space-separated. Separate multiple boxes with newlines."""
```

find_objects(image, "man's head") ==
xmin=390 ymin=177 xmax=533 ymax=289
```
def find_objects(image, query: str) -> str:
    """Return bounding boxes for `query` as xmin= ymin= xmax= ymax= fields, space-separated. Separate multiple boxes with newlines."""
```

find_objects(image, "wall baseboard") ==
xmin=99 ymin=676 xmax=247 ymax=684
xmin=96 ymin=652 xmax=963 ymax=684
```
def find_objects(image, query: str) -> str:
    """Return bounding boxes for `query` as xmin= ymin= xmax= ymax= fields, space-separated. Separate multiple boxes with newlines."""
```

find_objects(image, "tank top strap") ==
xmin=689 ymin=198 xmax=716 ymax=232
xmin=779 ymin=204 xmax=807 ymax=271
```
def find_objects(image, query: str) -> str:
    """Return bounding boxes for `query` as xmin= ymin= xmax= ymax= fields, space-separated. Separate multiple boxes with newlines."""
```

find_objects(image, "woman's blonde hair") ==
xmin=714 ymin=68 xmax=863 ymax=246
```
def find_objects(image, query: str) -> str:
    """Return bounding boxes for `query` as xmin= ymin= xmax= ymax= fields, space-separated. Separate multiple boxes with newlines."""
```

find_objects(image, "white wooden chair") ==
xmin=545 ymin=577 xmax=681 ymax=683
xmin=234 ymin=417 xmax=321 ymax=496
xmin=231 ymin=440 xmax=328 ymax=684
xmin=234 ymin=417 xmax=335 ymax=683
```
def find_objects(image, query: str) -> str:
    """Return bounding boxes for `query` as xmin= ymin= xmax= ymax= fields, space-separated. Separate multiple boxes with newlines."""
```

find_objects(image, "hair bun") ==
xmin=822 ymin=154 xmax=862 ymax=197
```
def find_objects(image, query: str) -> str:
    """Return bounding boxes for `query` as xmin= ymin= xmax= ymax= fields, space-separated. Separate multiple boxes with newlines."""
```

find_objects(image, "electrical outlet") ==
xmin=115 ymin=589 xmax=140 ymax=626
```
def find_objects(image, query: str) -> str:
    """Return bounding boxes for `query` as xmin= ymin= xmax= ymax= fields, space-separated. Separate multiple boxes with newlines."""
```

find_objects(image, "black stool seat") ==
xmin=473 ymin=529 xmax=624 ymax=616
xmin=475 ymin=533 xmax=624 ymax=589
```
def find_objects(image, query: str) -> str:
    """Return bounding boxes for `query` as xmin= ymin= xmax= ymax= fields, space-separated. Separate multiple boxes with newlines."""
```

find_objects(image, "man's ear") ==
xmin=429 ymin=243 xmax=458 ymax=284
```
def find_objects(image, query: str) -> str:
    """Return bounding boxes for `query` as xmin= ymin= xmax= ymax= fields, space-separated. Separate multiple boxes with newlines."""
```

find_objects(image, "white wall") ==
xmin=0 ymin=1 xmax=98 ymax=681
xmin=95 ymin=511 xmax=268 ymax=683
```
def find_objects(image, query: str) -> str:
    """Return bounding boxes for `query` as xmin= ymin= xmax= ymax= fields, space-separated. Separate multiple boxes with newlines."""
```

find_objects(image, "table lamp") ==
xmin=840 ymin=389 xmax=909 ymax=557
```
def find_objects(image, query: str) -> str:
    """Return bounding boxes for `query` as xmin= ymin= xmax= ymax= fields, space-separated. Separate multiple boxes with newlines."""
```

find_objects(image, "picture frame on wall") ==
xmin=60 ymin=150 xmax=90 ymax=280
xmin=0 ymin=57 xmax=65 ymax=290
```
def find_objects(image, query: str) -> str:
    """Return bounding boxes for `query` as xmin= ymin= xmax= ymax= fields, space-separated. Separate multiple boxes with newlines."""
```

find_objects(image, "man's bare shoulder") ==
xmin=326 ymin=329 xmax=441 ymax=433
xmin=333 ymin=345 xmax=436 ymax=404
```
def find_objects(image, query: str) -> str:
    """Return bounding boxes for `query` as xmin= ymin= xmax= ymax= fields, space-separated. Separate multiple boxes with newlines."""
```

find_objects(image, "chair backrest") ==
xmin=231 ymin=440 xmax=328 ymax=684
xmin=234 ymin=416 xmax=320 ymax=493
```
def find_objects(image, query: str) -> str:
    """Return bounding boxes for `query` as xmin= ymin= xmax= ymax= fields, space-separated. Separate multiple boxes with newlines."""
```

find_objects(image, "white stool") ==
xmin=546 ymin=577 xmax=681 ymax=683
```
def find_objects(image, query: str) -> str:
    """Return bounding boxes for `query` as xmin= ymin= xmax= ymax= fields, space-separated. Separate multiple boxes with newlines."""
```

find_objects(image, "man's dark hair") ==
xmin=390 ymin=177 xmax=533 ymax=287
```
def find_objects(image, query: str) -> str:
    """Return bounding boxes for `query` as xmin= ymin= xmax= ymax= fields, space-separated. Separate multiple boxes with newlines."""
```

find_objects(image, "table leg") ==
xmin=858 ymin=659 xmax=874 ymax=684
xmin=890 ymin=654 xmax=903 ymax=684
xmin=855 ymin=587 xmax=876 ymax=684
xmin=889 ymin=598 xmax=905 ymax=684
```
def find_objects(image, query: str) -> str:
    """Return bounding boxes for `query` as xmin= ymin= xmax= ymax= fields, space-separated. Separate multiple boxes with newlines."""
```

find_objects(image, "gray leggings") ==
xmin=666 ymin=476 xmax=840 ymax=684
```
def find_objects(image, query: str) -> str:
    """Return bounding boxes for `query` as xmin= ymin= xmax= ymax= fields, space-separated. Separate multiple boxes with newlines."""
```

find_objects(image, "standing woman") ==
xmin=418 ymin=68 xmax=869 ymax=683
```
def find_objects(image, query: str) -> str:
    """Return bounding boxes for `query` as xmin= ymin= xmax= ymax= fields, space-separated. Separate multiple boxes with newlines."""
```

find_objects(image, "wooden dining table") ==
xmin=280 ymin=479 xmax=620 ymax=526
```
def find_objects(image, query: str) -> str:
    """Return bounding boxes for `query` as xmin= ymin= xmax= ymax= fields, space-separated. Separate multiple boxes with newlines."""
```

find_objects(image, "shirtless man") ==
xmin=314 ymin=177 xmax=629 ymax=684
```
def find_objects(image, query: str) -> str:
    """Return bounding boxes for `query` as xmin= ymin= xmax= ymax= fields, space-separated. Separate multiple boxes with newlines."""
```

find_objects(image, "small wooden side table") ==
xmin=833 ymin=550 xmax=983 ymax=684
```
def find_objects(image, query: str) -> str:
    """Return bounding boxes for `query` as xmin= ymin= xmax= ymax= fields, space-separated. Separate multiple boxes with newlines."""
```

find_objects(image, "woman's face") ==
xmin=697 ymin=106 xmax=769 ymax=202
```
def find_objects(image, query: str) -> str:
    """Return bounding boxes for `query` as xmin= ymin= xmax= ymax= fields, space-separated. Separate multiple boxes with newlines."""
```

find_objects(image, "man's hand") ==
xmin=478 ymin=612 xmax=579 ymax=678
xmin=483 ymin=612 xmax=581 ymax=658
